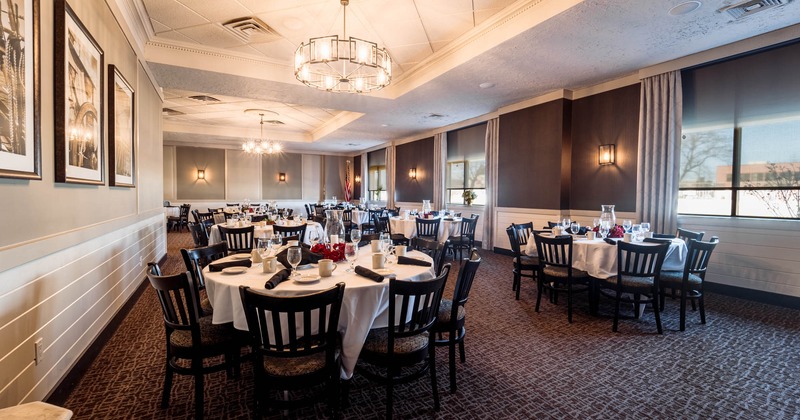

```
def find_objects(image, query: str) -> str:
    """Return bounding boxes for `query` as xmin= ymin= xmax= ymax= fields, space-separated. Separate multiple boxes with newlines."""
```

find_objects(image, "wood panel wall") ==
xmin=395 ymin=137 xmax=434 ymax=203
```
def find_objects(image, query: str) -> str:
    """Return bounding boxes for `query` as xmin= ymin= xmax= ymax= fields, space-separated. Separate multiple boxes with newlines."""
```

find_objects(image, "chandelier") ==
xmin=294 ymin=0 xmax=392 ymax=93
xmin=242 ymin=112 xmax=282 ymax=155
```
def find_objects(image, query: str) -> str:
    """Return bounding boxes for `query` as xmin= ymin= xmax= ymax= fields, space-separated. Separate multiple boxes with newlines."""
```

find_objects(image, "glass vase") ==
xmin=600 ymin=204 xmax=616 ymax=227
xmin=422 ymin=200 xmax=432 ymax=217
xmin=324 ymin=209 xmax=345 ymax=243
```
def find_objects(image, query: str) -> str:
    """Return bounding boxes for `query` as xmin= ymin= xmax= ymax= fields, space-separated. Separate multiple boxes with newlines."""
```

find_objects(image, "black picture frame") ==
xmin=108 ymin=64 xmax=135 ymax=187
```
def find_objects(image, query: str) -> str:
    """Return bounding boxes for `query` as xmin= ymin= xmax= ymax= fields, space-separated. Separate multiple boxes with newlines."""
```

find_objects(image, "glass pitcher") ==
xmin=600 ymin=204 xmax=616 ymax=228
xmin=422 ymin=200 xmax=432 ymax=217
xmin=324 ymin=209 xmax=345 ymax=243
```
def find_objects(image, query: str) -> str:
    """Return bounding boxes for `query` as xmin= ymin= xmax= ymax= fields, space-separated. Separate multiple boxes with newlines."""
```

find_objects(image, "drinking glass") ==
xmin=257 ymin=238 xmax=271 ymax=260
xmin=269 ymin=233 xmax=283 ymax=254
xmin=345 ymin=243 xmax=358 ymax=272
xmin=562 ymin=218 xmax=571 ymax=230
xmin=287 ymin=247 xmax=302 ymax=278
xmin=231 ymin=213 xmax=240 ymax=224
xmin=622 ymin=219 xmax=633 ymax=233
xmin=631 ymin=224 xmax=642 ymax=241
xmin=381 ymin=236 xmax=394 ymax=264
xmin=308 ymin=230 xmax=319 ymax=246
xmin=350 ymin=228 xmax=362 ymax=244
xmin=641 ymin=222 xmax=651 ymax=236
xmin=592 ymin=218 xmax=600 ymax=228
xmin=599 ymin=221 xmax=610 ymax=239
xmin=570 ymin=222 xmax=580 ymax=235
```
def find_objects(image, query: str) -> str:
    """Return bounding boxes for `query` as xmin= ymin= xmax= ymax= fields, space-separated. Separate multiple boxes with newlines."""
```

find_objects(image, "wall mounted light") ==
xmin=279 ymin=172 xmax=286 ymax=182
xmin=354 ymin=175 xmax=361 ymax=183
xmin=197 ymin=169 xmax=205 ymax=180
xmin=409 ymin=168 xmax=417 ymax=180
xmin=598 ymin=144 xmax=616 ymax=166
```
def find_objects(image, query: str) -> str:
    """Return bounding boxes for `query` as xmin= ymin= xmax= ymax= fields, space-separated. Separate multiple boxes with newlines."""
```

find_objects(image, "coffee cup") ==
xmin=585 ymin=231 xmax=596 ymax=240
xmin=395 ymin=245 xmax=407 ymax=257
xmin=371 ymin=239 xmax=381 ymax=253
xmin=623 ymin=233 xmax=632 ymax=242
xmin=262 ymin=256 xmax=277 ymax=273
xmin=372 ymin=253 xmax=385 ymax=269
xmin=552 ymin=227 xmax=562 ymax=236
xmin=318 ymin=259 xmax=338 ymax=277
xmin=287 ymin=240 xmax=300 ymax=247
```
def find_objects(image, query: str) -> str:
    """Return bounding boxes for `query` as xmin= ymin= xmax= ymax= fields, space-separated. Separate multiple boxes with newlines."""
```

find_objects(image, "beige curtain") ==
xmin=433 ymin=132 xmax=447 ymax=211
xmin=385 ymin=145 xmax=395 ymax=209
xmin=636 ymin=71 xmax=682 ymax=235
xmin=483 ymin=118 xmax=499 ymax=250
xmin=360 ymin=152 xmax=368 ymax=202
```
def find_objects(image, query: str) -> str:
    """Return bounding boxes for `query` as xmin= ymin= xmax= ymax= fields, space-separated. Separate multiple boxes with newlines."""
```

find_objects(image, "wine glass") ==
xmin=345 ymin=243 xmax=358 ymax=272
xmin=570 ymin=221 xmax=580 ymax=235
xmin=350 ymin=228 xmax=362 ymax=244
xmin=287 ymin=247 xmax=302 ymax=278
xmin=631 ymin=224 xmax=642 ymax=241
xmin=562 ymin=218 xmax=571 ymax=230
xmin=622 ymin=219 xmax=633 ymax=233
xmin=380 ymin=236 xmax=393 ymax=264
xmin=257 ymin=238 xmax=271 ymax=261
xmin=308 ymin=229 xmax=319 ymax=247
xmin=599 ymin=221 xmax=610 ymax=239
xmin=269 ymin=233 xmax=283 ymax=254
xmin=641 ymin=222 xmax=651 ymax=237
xmin=592 ymin=218 xmax=600 ymax=229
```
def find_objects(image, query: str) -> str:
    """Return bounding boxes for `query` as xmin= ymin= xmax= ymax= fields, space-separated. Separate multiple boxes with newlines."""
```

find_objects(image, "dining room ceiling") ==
xmin=132 ymin=0 xmax=800 ymax=154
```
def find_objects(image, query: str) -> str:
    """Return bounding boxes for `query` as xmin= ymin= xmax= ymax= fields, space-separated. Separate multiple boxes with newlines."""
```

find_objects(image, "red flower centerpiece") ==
xmin=592 ymin=224 xmax=625 ymax=238
xmin=311 ymin=243 xmax=346 ymax=262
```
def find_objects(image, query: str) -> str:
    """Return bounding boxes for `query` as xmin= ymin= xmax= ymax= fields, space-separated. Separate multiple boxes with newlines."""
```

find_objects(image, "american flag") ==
xmin=344 ymin=160 xmax=352 ymax=202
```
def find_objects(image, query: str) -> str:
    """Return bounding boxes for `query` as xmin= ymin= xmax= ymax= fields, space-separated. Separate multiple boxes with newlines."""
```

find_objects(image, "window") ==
xmin=679 ymin=42 xmax=800 ymax=219
xmin=366 ymin=149 xmax=387 ymax=202
xmin=446 ymin=123 xmax=486 ymax=205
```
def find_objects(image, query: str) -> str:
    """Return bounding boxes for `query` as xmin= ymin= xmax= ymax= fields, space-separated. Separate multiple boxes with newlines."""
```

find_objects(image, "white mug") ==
xmin=552 ymin=227 xmax=562 ymax=236
xmin=288 ymin=240 xmax=300 ymax=247
xmin=372 ymin=253 xmax=385 ymax=269
xmin=262 ymin=257 xmax=277 ymax=273
xmin=319 ymin=259 xmax=338 ymax=277
xmin=395 ymin=245 xmax=407 ymax=257
xmin=623 ymin=233 xmax=632 ymax=242
xmin=371 ymin=239 xmax=381 ymax=253
xmin=585 ymin=231 xmax=596 ymax=240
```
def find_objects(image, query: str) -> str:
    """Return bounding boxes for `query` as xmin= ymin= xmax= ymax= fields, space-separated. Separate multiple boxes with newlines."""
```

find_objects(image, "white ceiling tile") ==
xmin=236 ymin=0 xmax=328 ymax=15
xmin=150 ymin=19 xmax=172 ymax=33
xmin=419 ymin=11 xmax=473 ymax=42
xmin=388 ymin=43 xmax=433 ymax=66
xmin=226 ymin=44 xmax=263 ymax=56
xmin=247 ymin=41 xmax=297 ymax=60
xmin=378 ymin=19 xmax=429 ymax=48
xmin=414 ymin=0 xmax=474 ymax=16
xmin=142 ymin=0 xmax=207 ymax=29
xmin=430 ymin=41 xmax=450 ymax=52
xmin=474 ymin=8 xmax=502 ymax=25
xmin=355 ymin=0 xmax=419 ymax=22
xmin=154 ymin=30 xmax=199 ymax=45
xmin=175 ymin=0 xmax=253 ymax=23
xmin=473 ymin=0 xmax=517 ymax=11
xmin=177 ymin=24 xmax=247 ymax=49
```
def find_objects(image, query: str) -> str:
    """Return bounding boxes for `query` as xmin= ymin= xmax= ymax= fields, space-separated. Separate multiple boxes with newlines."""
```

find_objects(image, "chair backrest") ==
xmin=415 ymin=218 xmax=441 ymax=241
xmin=677 ymin=228 xmax=704 ymax=242
xmin=250 ymin=214 xmax=267 ymax=223
xmin=147 ymin=271 xmax=201 ymax=339
xmin=459 ymin=217 xmax=478 ymax=237
xmin=451 ymin=250 xmax=481 ymax=316
xmin=534 ymin=233 xmax=574 ymax=270
xmin=470 ymin=213 xmax=480 ymax=221
xmin=505 ymin=225 xmax=522 ymax=257
xmin=305 ymin=204 xmax=314 ymax=218
xmin=547 ymin=221 xmax=559 ymax=228
xmin=357 ymin=233 xmax=381 ymax=248
xmin=369 ymin=209 xmax=384 ymax=224
xmin=616 ymin=240 xmax=670 ymax=286
xmin=314 ymin=205 xmax=325 ymax=216
xmin=188 ymin=222 xmax=209 ymax=247
xmin=411 ymin=237 xmax=448 ymax=277
xmin=193 ymin=210 xmax=215 ymax=224
xmin=181 ymin=242 xmax=228 ymax=291
xmin=682 ymin=238 xmax=718 ymax=280
xmin=273 ymin=224 xmax=308 ymax=241
xmin=227 ymin=203 xmax=239 ymax=207
xmin=218 ymin=225 xmax=255 ymax=254
xmin=163 ymin=201 xmax=171 ymax=207
xmin=375 ymin=216 xmax=390 ymax=234
xmin=386 ymin=208 xmax=400 ymax=217
xmin=342 ymin=209 xmax=353 ymax=224
xmin=387 ymin=264 xmax=451 ymax=351
xmin=239 ymin=282 xmax=345 ymax=359
xmin=512 ymin=222 xmax=534 ymax=245
xmin=208 ymin=207 xmax=222 ymax=214
xmin=147 ymin=261 xmax=162 ymax=276
xmin=179 ymin=204 xmax=191 ymax=219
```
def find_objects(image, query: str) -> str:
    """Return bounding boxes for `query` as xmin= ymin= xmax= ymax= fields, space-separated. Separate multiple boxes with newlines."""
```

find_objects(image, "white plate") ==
xmin=230 ymin=254 xmax=251 ymax=260
xmin=221 ymin=266 xmax=247 ymax=275
xmin=295 ymin=274 xmax=320 ymax=284
xmin=374 ymin=269 xmax=394 ymax=276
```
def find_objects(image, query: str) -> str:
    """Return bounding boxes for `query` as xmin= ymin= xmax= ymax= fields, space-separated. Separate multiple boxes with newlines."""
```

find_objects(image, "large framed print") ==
xmin=0 ymin=0 xmax=41 ymax=180
xmin=54 ymin=1 xmax=104 ymax=185
xmin=108 ymin=65 xmax=134 ymax=187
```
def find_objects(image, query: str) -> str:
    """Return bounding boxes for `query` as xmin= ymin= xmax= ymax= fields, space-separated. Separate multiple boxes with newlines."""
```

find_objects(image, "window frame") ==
xmin=445 ymin=159 xmax=486 ymax=205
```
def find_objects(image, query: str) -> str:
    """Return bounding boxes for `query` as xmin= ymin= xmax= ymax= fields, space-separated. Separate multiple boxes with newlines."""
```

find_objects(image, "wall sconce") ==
xmin=354 ymin=175 xmax=361 ymax=183
xmin=409 ymin=168 xmax=417 ymax=180
xmin=278 ymin=172 xmax=286 ymax=182
xmin=197 ymin=169 xmax=205 ymax=180
xmin=598 ymin=144 xmax=616 ymax=166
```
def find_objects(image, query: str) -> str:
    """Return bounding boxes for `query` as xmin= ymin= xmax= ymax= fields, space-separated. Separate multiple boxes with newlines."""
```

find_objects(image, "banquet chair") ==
xmin=659 ymin=237 xmax=718 ymax=331
xmin=433 ymin=249 xmax=481 ymax=393
xmin=147 ymin=270 xmax=243 ymax=420
xmin=314 ymin=205 xmax=325 ymax=217
xmin=226 ymin=203 xmax=239 ymax=207
xmin=357 ymin=265 xmax=451 ymax=420
xmin=416 ymin=218 xmax=441 ymax=242
xmin=192 ymin=210 xmax=215 ymax=226
xmin=273 ymin=224 xmax=307 ymax=242
xmin=677 ymin=228 xmax=705 ymax=241
xmin=512 ymin=222 xmax=535 ymax=247
xmin=208 ymin=207 xmax=222 ymax=214
xmin=448 ymin=216 xmax=478 ymax=262
xmin=411 ymin=237 xmax=449 ymax=277
xmin=342 ymin=209 xmax=354 ymax=234
xmin=250 ymin=214 xmax=267 ymax=223
xmin=180 ymin=242 xmax=228 ymax=316
xmin=239 ymin=283 xmax=345 ymax=416
xmin=357 ymin=233 xmax=381 ymax=248
xmin=375 ymin=216 xmax=409 ymax=246
xmin=168 ymin=204 xmax=191 ymax=232
xmin=218 ymin=225 xmax=255 ymax=254
xmin=506 ymin=225 xmax=539 ymax=300
xmin=599 ymin=241 xmax=670 ymax=334
xmin=470 ymin=213 xmax=480 ymax=220
xmin=534 ymin=233 xmax=591 ymax=323
xmin=188 ymin=222 xmax=209 ymax=247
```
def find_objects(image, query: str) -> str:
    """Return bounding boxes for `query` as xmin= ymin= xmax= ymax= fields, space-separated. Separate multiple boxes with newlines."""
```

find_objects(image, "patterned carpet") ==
xmin=53 ymin=231 xmax=800 ymax=419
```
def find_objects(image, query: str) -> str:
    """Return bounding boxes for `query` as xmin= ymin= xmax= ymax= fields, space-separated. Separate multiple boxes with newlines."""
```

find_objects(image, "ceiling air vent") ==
xmin=188 ymin=95 xmax=220 ymax=103
xmin=717 ymin=0 xmax=791 ymax=19
xmin=162 ymin=108 xmax=184 ymax=116
xmin=222 ymin=17 xmax=282 ymax=43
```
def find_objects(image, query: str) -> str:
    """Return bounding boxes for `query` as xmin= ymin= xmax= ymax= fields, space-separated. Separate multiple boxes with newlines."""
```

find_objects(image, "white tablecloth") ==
xmin=525 ymin=237 xmax=687 ymax=279
xmin=208 ymin=221 xmax=324 ymax=245
xmin=389 ymin=217 xmax=461 ymax=244
xmin=204 ymin=249 xmax=435 ymax=378
xmin=351 ymin=210 xmax=371 ymax=228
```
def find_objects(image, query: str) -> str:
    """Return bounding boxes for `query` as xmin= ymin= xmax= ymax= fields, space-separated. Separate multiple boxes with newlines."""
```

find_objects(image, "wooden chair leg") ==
xmin=535 ymin=276 xmax=544 ymax=312
xmin=194 ymin=372 xmax=204 ymax=419
xmin=429 ymin=344 xmax=440 ymax=411
xmin=162 ymin=362 xmax=173 ymax=408
xmin=458 ymin=334 xmax=466 ymax=363
xmin=448 ymin=337 xmax=457 ymax=393
xmin=653 ymin=290 xmax=663 ymax=334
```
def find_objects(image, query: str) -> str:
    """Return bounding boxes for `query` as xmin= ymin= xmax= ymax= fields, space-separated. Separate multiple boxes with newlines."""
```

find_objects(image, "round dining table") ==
xmin=389 ymin=216 xmax=462 ymax=244
xmin=208 ymin=220 xmax=325 ymax=245
xmin=203 ymin=248 xmax=435 ymax=378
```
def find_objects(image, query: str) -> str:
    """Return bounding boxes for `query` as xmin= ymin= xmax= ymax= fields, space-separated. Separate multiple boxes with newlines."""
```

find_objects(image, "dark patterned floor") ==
xmin=55 ymin=231 xmax=800 ymax=419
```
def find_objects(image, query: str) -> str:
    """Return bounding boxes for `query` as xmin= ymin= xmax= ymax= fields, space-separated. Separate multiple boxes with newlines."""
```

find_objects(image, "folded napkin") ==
xmin=643 ymin=237 xmax=673 ymax=244
xmin=603 ymin=238 xmax=617 ymax=245
xmin=397 ymin=256 xmax=432 ymax=267
xmin=264 ymin=269 xmax=291 ymax=290
xmin=276 ymin=246 xmax=323 ymax=269
xmin=355 ymin=266 xmax=385 ymax=282
xmin=209 ymin=259 xmax=252 ymax=272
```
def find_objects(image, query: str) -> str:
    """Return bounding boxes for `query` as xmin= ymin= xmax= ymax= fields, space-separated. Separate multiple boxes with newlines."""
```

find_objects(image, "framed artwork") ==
xmin=108 ymin=65 xmax=134 ymax=187
xmin=0 ymin=0 xmax=41 ymax=180
xmin=54 ymin=0 xmax=104 ymax=185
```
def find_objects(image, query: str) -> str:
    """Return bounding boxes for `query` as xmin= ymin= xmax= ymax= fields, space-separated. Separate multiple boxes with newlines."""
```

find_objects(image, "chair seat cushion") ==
xmin=659 ymin=271 xmax=703 ymax=286
xmin=363 ymin=328 xmax=429 ymax=354
xmin=517 ymin=255 xmax=539 ymax=267
xmin=169 ymin=316 xmax=233 ymax=350
xmin=543 ymin=266 xmax=588 ymax=278
xmin=437 ymin=298 xmax=465 ymax=324
xmin=262 ymin=351 xmax=335 ymax=377
xmin=602 ymin=275 xmax=655 ymax=291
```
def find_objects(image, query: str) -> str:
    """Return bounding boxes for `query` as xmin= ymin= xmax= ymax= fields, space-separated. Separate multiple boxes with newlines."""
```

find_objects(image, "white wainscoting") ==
xmin=0 ymin=214 xmax=167 ymax=407
xmin=679 ymin=215 xmax=800 ymax=298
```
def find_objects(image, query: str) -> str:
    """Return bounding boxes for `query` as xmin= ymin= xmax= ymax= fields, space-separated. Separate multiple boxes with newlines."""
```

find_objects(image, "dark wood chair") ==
xmin=659 ymin=237 xmax=718 ymax=331
xmin=677 ymin=228 xmax=705 ymax=241
xmin=375 ymin=216 xmax=409 ymax=246
xmin=448 ymin=216 xmax=478 ymax=262
xmin=415 ymin=217 xmax=441 ymax=242
xmin=512 ymin=222 xmax=535 ymax=245
xmin=433 ymin=249 xmax=481 ymax=393
xmin=272 ymin=224 xmax=308 ymax=243
xmin=410 ymin=237 xmax=449 ymax=277
xmin=192 ymin=210 xmax=215 ymax=226
xmin=188 ymin=222 xmax=209 ymax=248
xmin=226 ymin=203 xmax=239 ymax=207
xmin=239 ymin=283 xmax=346 ymax=416
xmin=342 ymin=209 xmax=354 ymax=234
xmin=168 ymin=204 xmax=191 ymax=232
xmin=599 ymin=240 xmax=670 ymax=334
xmin=180 ymin=242 xmax=228 ymax=316
xmin=147 ymin=270 xmax=242 ymax=420
xmin=533 ymin=233 xmax=591 ymax=323
xmin=217 ymin=225 xmax=254 ymax=254
xmin=506 ymin=225 xmax=539 ymax=300
xmin=358 ymin=264 xmax=451 ymax=420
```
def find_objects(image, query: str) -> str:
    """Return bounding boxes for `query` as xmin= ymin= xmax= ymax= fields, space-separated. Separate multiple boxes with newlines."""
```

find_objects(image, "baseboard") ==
xmin=46 ymin=253 xmax=166 ymax=406
xmin=705 ymin=281 xmax=800 ymax=310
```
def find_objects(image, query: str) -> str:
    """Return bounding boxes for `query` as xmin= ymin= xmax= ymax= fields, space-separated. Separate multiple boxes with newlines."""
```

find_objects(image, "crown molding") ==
xmin=163 ymin=121 xmax=312 ymax=142
xmin=311 ymin=112 xmax=365 ymax=141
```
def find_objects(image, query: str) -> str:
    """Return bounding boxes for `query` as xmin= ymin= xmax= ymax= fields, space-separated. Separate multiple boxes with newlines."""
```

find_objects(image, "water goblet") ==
xmin=622 ymin=219 xmax=633 ymax=233
xmin=308 ymin=230 xmax=319 ymax=246
xmin=350 ymin=228 xmax=362 ymax=244
xmin=257 ymin=238 xmax=271 ymax=261
xmin=345 ymin=243 xmax=358 ymax=272
xmin=599 ymin=221 xmax=610 ymax=239
xmin=641 ymin=222 xmax=651 ymax=237
xmin=631 ymin=224 xmax=642 ymax=241
xmin=592 ymin=218 xmax=600 ymax=228
xmin=287 ymin=247 xmax=302 ymax=278
xmin=269 ymin=233 xmax=283 ymax=254
xmin=562 ymin=218 xmax=571 ymax=230
xmin=570 ymin=222 xmax=580 ymax=235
